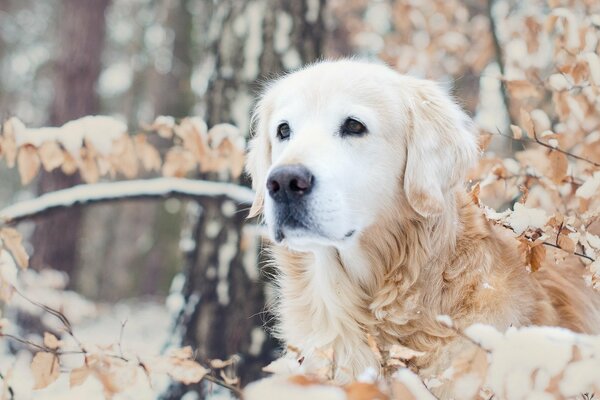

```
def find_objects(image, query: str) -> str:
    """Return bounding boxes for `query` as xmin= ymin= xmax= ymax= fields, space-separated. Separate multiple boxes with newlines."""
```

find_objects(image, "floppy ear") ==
xmin=245 ymin=98 xmax=273 ymax=218
xmin=403 ymin=80 xmax=478 ymax=218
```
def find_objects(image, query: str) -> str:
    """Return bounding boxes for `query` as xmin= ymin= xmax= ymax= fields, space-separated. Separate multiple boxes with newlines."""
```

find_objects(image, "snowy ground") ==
xmin=1 ymin=297 xmax=184 ymax=399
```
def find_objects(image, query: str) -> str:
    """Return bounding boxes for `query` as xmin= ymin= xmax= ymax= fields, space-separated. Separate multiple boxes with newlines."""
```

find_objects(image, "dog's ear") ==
xmin=245 ymin=98 xmax=273 ymax=219
xmin=403 ymin=80 xmax=478 ymax=218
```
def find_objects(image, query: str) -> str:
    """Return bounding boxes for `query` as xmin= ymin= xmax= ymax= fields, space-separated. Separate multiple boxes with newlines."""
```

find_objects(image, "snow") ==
xmin=0 ymin=178 xmax=255 ymax=223
xmin=576 ymin=171 xmax=600 ymax=199
xmin=393 ymin=368 xmax=437 ymax=400
xmin=464 ymin=324 xmax=600 ymax=399
xmin=0 ymin=270 xmax=173 ymax=399
xmin=10 ymin=116 xmax=127 ymax=157
xmin=244 ymin=376 xmax=347 ymax=400
xmin=507 ymin=203 xmax=550 ymax=235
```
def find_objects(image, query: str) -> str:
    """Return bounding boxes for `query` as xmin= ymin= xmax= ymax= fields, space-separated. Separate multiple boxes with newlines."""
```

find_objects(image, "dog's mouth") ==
xmin=273 ymin=212 xmax=356 ymax=244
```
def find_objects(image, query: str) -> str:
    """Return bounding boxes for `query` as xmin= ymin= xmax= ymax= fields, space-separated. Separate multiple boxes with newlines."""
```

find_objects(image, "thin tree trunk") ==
xmin=163 ymin=1 xmax=326 ymax=398
xmin=31 ymin=0 xmax=110 ymax=278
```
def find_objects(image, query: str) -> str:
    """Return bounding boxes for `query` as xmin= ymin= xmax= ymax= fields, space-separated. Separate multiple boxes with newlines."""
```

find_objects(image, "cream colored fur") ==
xmin=245 ymin=60 xmax=600 ymax=388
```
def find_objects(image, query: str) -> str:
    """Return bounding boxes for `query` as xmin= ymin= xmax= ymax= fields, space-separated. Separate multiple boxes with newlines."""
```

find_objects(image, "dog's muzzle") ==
xmin=266 ymin=164 xmax=315 ymax=241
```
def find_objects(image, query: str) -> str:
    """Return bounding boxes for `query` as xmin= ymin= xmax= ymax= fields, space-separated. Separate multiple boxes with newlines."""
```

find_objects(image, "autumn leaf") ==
xmin=61 ymin=151 xmax=78 ymax=175
xmin=505 ymin=80 xmax=539 ymax=99
xmin=162 ymin=147 xmax=196 ymax=177
xmin=110 ymin=136 xmax=139 ymax=178
xmin=168 ymin=359 xmax=209 ymax=385
xmin=547 ymin=150 xmax=568 ymax=184
xmin=38 ymin=141 xmax=65 ymax=172
xmin=345 ymin=382 xmax=389 ymax=400
xmin=43 ymin=332 xmax=62 ymax=349
xmin=145 ymin=115 xmax=176 ymax=138
xmin=510 ymin=125 xmax=523 ymax=140
xmin=79 ymin=142 xmax=100 ymax=183
xmin=134 ymin=134 xmax=161 ymax=172
xmin=478 ymin=133 xmax=493 ymax=152
xmin=69 ymin=366 xmax=91 ymax=388
xmin=519 ymin=108 xmax=535 ymax=138
xmin=31 ymin=352 xmax=60 ymax=390
xmin=17 ymin=144 xmax=40 ymax=185
xmin=0 ymin=227 xmax=29 ymax=269
xmin=557 ymin=235 xmax=575 ymax=254
xmin=530 ymin=243 xmax=546 ymax=272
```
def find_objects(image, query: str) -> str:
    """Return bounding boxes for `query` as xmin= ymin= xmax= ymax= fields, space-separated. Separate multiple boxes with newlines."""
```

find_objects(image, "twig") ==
xmin=542 ymin=241 xmax=595 ymax=263
xmin=532 ymin=129 xmax=600 ymax=168
xmin=493 ymin=128 xmax=600 ymax=169
xmin=0 ymin=371 xmax=15 ymax=400
xmin=118 ymin=319 xmax=128 ymax=358
xmin=203 ymin=374 xmax=244 ymax=398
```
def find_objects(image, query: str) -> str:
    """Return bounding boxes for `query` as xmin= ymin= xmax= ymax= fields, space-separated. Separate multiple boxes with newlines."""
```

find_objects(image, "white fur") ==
xmin=246 ymin=59 xmax=481 ymax=381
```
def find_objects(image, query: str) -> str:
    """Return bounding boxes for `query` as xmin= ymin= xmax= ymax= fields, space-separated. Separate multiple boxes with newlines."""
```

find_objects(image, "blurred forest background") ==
xmin=0 ymin=0 xmax=599 ymax=398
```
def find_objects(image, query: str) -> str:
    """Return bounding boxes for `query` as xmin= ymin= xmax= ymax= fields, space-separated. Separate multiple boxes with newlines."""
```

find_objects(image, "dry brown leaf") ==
xmin=43 ymin=332 xmax=61 ymax=349
xmin=547 ymin=150 xmax=568 ymax=184
xmin=69 ymin=366 xmax=91 ymax=388
xmin=506 ymin=80 xmax=539 ymax=99
xmin=110 ymin=136 xmax=139 ymax=178
xmin=134 ymin=134 xmax=161 ymax=172
xmin=144 ymin=116 xmax=175 ymax=138
xmin=31 ymin=352 xmax=60 ymax=390
xmin=38 ymin=142 xmax=65 ymax=172
xmin=470 ymin=182 xmax=481 ymax=206
xmin=519 ymin=108 xmax=535 ymax=137
xmin=61 ymin=151 xmax=78 ymax=175
xmin=0 ymin=227 xmax=29 ymax=269
xmin=17 ymin=145 xmax=40 ymax=185
xmin=175 ymin=118 xmax=209 ymax=163
xmin=79 ymin=144 xmax=100 ymax=183
xmin=168 ymin=359 xmax=209 ymax=385
xmin=530 ymin=244 xmax=546 ymax=272
xmin=557 ymin=235 xmax=576 ymax=254
xmin=162 ymin=148 xmax=196 ymax=177
xmin=478 ymin=133 xmax=493 ymax=152
xmin=510 ymin=125 xmax=523 ymax=140
xmin=345 ymin=382 xmax=389 ymax=400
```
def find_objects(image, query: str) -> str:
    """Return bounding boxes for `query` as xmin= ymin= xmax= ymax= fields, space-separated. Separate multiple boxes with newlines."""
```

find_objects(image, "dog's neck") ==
xmin=271 ymin=190 xmax=494 ymax=377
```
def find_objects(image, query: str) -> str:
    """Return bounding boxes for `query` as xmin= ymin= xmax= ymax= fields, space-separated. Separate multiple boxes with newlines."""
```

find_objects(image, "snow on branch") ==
xmin=0 ymin=178 xmax=255 ymax=224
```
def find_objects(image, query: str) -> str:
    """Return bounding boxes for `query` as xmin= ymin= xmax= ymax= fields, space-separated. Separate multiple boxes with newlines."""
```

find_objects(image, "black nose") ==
xmin=267 ymin=164 xmax=314 ymax=202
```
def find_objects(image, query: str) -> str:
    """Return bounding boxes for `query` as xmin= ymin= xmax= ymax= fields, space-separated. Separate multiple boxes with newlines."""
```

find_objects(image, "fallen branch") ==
xmin=0 ymin=178 xmax=255 ymax=224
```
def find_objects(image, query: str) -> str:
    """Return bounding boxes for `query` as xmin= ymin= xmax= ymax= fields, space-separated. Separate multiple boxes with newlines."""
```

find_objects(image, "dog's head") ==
xmin=246 ymin=60 xmax=478 ymax=251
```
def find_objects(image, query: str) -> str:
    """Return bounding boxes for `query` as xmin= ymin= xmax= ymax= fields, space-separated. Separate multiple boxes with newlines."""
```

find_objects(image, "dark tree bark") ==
xmin=163 ymin=1 xmax=326 ymax=398
xmin=31 ymin=0 xmax=110 ymax=277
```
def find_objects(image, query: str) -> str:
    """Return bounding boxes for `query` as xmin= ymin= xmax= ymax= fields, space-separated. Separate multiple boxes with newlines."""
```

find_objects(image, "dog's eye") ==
xmin=276 ymin=122 xmax=291 ymax=140
xmin=341 ymin=118 xmax=367 ymax=136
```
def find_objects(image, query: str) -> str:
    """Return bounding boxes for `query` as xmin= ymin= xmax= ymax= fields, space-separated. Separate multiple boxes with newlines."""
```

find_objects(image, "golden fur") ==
xmin=245 ymin=60 xmax=600 ymax=387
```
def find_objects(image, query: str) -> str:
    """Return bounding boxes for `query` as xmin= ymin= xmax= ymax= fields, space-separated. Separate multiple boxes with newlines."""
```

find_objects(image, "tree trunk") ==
xmin=163 ymin=1 xmax=326 ymax=398
xmin=31 ymin=0 xmax=110 ymax=278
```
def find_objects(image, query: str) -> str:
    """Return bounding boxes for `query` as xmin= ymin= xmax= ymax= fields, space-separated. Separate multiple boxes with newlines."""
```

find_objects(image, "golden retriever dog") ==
xmin=245 ymin=59 xmax=600 ymax=388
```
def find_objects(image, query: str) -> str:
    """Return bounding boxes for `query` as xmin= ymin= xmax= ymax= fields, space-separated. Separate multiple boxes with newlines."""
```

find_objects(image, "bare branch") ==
xmin=0 ymin=178 xmax=255 ymax=225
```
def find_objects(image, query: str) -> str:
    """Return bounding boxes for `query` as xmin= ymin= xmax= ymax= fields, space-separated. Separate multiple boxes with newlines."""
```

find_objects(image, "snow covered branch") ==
xmin=0 ymin=178 xmax=255 ymax=224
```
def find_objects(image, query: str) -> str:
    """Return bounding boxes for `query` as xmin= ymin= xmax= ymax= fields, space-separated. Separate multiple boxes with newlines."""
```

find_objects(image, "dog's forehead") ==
xmin=266 ymin=61 xmax=399 ymax=115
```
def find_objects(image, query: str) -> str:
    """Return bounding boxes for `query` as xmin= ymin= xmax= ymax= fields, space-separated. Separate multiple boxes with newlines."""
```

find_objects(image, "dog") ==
xmin=245 ymin=59 xmax=600 ymax=389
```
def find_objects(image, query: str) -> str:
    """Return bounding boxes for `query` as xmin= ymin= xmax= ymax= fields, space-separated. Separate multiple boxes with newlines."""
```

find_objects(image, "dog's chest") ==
xmin=276 ymin=248 xmax=383 ymax=378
